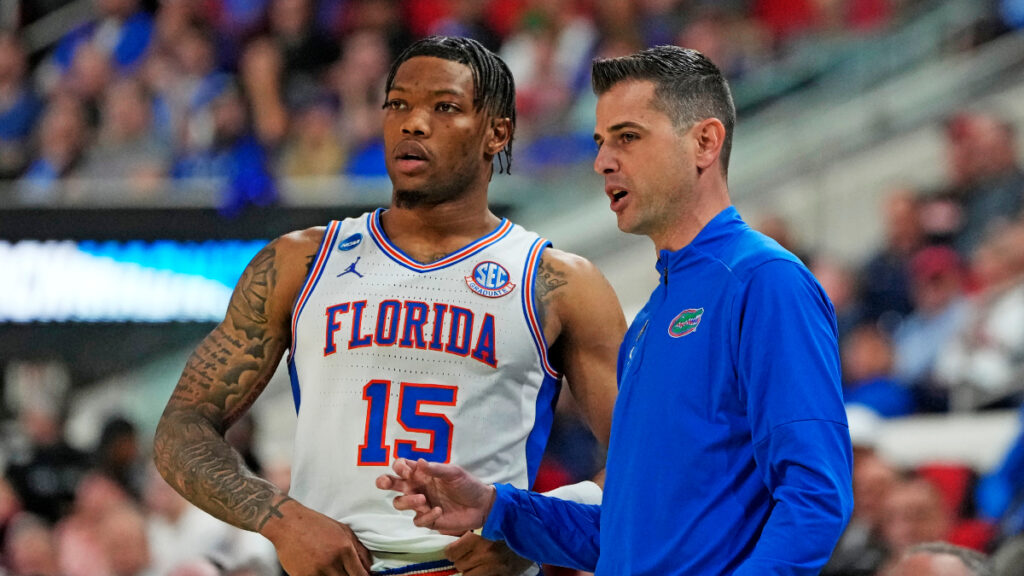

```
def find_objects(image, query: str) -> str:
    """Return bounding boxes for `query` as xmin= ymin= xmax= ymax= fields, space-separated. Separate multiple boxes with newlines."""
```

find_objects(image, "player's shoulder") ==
xmin=270 ymin=226 xmax=328 ymax=259
xmin=540 ymin=247 xmax=605 ymax=283
xmin=256 ymin=226 xmax=329 ymax=279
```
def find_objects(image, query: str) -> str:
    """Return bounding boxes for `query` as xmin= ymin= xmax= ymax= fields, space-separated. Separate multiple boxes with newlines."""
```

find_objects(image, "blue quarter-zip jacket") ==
xmin=483 ymin=207 xmax=853 ymax=575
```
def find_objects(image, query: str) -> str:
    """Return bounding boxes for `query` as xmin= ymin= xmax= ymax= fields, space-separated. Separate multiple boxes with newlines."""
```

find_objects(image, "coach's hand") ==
xmin=377 ymin=458 xmax=496 ymax=535
xmin=260 ymin=498 xmax=372 ymax=576
xmin=445 ymin=532 xmax=534 ymax=576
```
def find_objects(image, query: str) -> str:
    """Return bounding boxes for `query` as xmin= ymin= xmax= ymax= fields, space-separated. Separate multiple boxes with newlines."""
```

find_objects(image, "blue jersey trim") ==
xmin=520 ymin=238 xmax=559 ymax=378
xmin=287 ymin=359 xmax=301 ymax=413
xmin=525 ymin=372 xmax=562 ymax=487
xmin=287 ymin=221 xmax=342 ymax=413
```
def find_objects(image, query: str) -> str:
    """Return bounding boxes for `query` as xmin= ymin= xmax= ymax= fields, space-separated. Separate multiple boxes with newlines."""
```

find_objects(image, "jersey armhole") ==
xmin=289 ymin=220 xmax=343 ymax=360
xmin=521 ymin=238 xmax=560 ymax=379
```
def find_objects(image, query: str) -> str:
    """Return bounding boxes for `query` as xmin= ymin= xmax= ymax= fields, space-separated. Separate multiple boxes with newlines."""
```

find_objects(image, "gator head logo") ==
xmin=668 ymin=308 xmax=704 ymax=338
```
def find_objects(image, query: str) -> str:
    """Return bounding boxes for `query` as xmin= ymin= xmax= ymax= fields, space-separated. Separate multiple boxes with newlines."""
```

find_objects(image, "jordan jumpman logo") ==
xmin=338 ymin=257 xmax=364 ymax=278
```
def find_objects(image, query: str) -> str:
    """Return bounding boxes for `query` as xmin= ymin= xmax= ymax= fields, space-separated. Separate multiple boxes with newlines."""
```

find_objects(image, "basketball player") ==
xmin=153 ymin=36 xmax=624 ymax=576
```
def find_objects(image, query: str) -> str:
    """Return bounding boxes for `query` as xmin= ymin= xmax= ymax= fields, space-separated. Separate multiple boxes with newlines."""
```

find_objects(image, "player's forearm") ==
xmin=154 ymin=410 xmax=287 ymax=532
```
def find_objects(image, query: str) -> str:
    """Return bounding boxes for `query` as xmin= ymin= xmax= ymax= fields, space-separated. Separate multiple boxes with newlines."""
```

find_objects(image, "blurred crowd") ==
xmin=753 ymin=107 xmax=1024 ymax=576
xmin=0 ymin=396 xmax=284 ymax=575
xmin=0 ymin=0 xmax=946 ymax=213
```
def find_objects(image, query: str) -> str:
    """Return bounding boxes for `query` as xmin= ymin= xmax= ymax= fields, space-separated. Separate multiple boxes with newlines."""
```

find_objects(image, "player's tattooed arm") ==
xmin=533 ymin=252 xmax=570 ymax=339
xmin=154 ymin=229 xmax=322 ymax=532
xmin=536 ymin=248 xmax=625 ymax=446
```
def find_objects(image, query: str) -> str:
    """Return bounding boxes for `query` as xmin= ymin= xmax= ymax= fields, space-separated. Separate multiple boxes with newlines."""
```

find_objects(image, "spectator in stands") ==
xmin=943 ymin=111 xmax=1024 ymax=258
xmin=98 ymin=504 xmax=152 ymax=576
xmin=171 ymin=82 xmax=276 ymax=215
xmin=753 ymin=0 xmax=822 ymax=45
xmin=3 ymin=402 xmax=92 ymax=525
xmin=841 ymin=323 xmax=915 ymax=417
xmin=935 ymin=221 xmax=1024 ymax=410
xmin=62 ymin=43 xmax=113 ymax=127
xmin=3 ymin=513 xmax=61 ymax=576
xmin=268 ymin=0 xmax=339 ymax=102
xmin=239 ymin=37 xmax=289 ymax=149
xmin=861 ymin=188 xmax=925 ymax=330
xmin=428 ymin=0 xmax=505 ymax=52
xmin=240 ymin=0 xmax=339 ymax=148
xmin=160 ymin=24 xmax=232 ymax=156
xmin=334 ymin=0 xmax=411 ymax=61
xmin=277 ymin=94 xmax=345 ymax=179
xmin=500 ymin=0 xmax=598 ymax=142
xmin=811 ymin=256 xmax=864 ymax=343
xmin=0 ymin=31 xmax=43 ymax=179
xmin=17 ymin=93 xmax=89 ymax=204
xmin=892 ymin=245 xmax=969 ymax=411
xmin=74 ymin=77 xmax=170 ymax=201
xmin=55 ymin=472 xmax=134 ymax=576
xmin=144 ymin=466 xmax=278 ymax=575
xmin=93 ymin=415 xmax=146 ymax=501
xmin=888 ymin=542 xmax=992 ymax=576
xmin=326 ymin=30 xmax=391 ymax=176
xmin=879 ymin=474 xmax=956 ymax=571
xmin=51 ymin=0 xmax=153 ymax=76
xmin=675 ymin=6 xmax=770 ymax=81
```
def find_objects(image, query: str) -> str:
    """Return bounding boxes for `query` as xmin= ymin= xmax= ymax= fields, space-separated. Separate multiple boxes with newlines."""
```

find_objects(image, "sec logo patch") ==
xmin=465 ymin=261 xmax=515 ymax=298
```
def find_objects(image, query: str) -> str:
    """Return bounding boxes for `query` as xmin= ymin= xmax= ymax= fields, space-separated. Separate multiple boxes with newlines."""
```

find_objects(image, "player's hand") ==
xmin=445 ymin=532 xmax=535 ymax=576
xmin=376 ymin=458 xmax=495 ymax=535
xmin=260 ymin=499 xmax=372 ymax=576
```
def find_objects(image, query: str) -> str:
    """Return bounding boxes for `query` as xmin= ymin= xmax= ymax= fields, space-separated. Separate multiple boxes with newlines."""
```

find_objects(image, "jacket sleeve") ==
xmin=481 ymin=483 xmax=601 ymax=571
xmin=733 ymin=260 xmax=854 ymax=575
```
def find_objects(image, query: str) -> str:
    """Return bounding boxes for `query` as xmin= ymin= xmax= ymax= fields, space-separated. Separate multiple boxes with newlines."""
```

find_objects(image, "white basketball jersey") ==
xmin=287 ymin=209 xmax=561 ymax=556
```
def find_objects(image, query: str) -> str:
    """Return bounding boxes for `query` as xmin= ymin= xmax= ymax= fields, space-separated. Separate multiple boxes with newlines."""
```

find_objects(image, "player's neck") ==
xmin=381 ymin=195 xmax=500 ymax=263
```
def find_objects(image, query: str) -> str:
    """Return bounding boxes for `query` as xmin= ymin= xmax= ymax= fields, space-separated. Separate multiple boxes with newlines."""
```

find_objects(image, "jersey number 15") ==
xmin=358 ymin=380 xmax=457 ymax=466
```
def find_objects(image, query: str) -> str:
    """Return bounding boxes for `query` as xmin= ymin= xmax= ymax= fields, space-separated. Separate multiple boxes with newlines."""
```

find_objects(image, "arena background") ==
xmin=1 ymin=1 xmax=1024 ymax=575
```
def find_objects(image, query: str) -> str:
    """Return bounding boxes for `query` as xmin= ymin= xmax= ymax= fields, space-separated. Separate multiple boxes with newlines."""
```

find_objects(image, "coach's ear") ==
xmin=694 ymin=118 xmax=725 ymax=175
xmin=485 ymin=117 xmax=512 ymax=157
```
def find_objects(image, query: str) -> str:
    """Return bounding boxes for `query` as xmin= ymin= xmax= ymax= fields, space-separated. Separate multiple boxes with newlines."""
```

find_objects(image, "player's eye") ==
xmin=383 ymin=99 xmax=406 ymax=111
xmin=436 ymin=102 xmax=460 ymax=113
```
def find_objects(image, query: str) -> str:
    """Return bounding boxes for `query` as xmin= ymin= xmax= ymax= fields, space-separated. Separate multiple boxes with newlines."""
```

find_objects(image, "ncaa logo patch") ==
xmin=668 ymin=308 xmax=704 ymax=338
xmin=465 ymin=261 xmax=515 ymax=298
xmin=338 ymin=233 xmax=362 ymax=251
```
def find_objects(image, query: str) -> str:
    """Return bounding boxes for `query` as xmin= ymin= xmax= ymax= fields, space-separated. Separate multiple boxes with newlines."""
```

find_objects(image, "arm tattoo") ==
xmin=154 ymin=242 xmax=291 ymax=533
xmin=258 ymin=496 xmax=295 ymax=531
xmin=533 ymin=256 xmax=569 ymax=331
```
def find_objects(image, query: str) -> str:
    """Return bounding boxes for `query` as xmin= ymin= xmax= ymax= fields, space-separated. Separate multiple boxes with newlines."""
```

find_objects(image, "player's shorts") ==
xmin=369 ymin=548 xmax=540 ymax=576
xmin=372 ymin=558 xmax=459 ymax=576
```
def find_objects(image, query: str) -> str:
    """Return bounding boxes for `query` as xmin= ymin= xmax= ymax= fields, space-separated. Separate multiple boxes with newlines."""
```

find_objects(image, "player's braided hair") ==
xmin=385 ymin=36 xmax=516 ymax=174
xmin=592 ymin=45 xmax=736 ymax=175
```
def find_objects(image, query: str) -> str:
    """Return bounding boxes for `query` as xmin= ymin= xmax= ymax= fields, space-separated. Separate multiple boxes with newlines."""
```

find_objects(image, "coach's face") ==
xmin=593 ymin=80 xmax=697 ymax=244
xmin=383 ymin=56 xmax=509 ymax=205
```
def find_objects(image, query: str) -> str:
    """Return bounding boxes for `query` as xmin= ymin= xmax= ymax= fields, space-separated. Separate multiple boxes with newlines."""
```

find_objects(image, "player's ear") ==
xmin=694 ymin=118 xmax=725 ymax=173
xmin=485 ymin=117 xmax=512 ymax=156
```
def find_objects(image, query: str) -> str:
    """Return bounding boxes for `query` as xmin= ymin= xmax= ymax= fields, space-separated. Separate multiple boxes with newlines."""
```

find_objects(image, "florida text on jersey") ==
xmin=286 ymin=210 xmax=560 ymax=568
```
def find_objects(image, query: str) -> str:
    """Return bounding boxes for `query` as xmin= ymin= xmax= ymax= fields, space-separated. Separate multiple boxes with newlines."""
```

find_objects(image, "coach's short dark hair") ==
xmin=592 ymin=46 xmax=736 ymax=174
xmin=385 ymin=36 xmax=516 ymax=174
xmin=905 ymin=542 xmax=992 ymax=576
